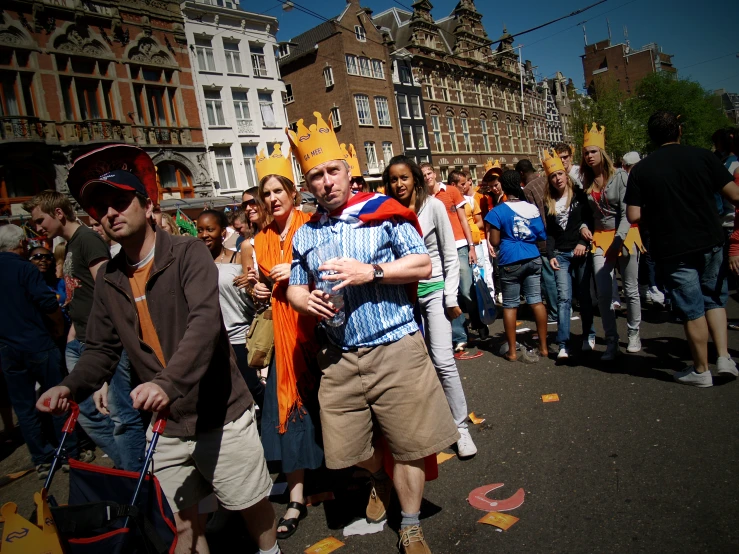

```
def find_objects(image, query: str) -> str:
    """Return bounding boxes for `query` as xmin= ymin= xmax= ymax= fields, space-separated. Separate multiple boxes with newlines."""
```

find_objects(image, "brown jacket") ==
xmin=63 ymin=228 xmax=252 ymax=437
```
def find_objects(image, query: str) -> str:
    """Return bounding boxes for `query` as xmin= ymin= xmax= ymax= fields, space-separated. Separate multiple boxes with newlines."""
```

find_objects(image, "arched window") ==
xmin=156 ymin=162 xmax=194 ymax=200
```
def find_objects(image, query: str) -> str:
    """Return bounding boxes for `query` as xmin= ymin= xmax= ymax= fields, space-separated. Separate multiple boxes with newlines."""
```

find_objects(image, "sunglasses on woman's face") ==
xmin=30 ymin=254 xmax=54 ymax=261
xmin=242 ymin=199 xmax=257 ymax=208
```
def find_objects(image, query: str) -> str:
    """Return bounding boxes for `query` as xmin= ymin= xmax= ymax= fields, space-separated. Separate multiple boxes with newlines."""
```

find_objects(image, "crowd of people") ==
xmin=0 ymin=109 xmax=737 ymax=554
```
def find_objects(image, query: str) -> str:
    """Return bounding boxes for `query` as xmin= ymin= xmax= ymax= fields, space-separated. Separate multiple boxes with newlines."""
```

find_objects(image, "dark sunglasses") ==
xmin=30 ymin=254 xmax=54 ymax=261
xmin=241 ymin=199 xmax=257 ymax=208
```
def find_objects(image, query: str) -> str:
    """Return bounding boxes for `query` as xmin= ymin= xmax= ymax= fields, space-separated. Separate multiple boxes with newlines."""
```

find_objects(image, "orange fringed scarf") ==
xmin=254 ymin=210 xmax=317 ymax=433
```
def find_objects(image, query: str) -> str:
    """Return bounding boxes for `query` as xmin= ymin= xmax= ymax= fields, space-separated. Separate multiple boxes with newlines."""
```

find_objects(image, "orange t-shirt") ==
xmin=434 ymin=186 xmax=466 ymax=246
xmin=127 ymin=258 xmax=166 ymax=367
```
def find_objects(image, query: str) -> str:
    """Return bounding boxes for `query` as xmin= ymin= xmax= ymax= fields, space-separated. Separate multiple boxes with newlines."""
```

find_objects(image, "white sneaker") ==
xmin=496 ymin=292 xmax=503 ymax=304
xmin=454 ymin=342 xmax=467 ymax=353
xmin=612 ymin=300 xmax=621 ymax=311
xmin=601 ymin=338 xmax=619 ymax=361
xmin=716 ymin=356 xmax=738 ymax=377
xmin=674 ymin=367 xmax=713 ymax=387
xmin=626 ymin=329 xmax=641 ymax=353
xmin=582 ymin=336 xmax=595 ymax=352
xmin=557 ymin=346 xmax=569 ymax=360
xmin=456 ymin=427 xmax=477 ymax=459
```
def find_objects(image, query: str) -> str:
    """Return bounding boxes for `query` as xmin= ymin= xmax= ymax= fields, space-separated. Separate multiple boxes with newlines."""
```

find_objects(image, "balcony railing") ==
xmin=0 ymin=116 xmax=50 ymax=141
xmin=62 ymin=119 xmax=134 ymax=144
xmin=237 ymin=118 xmax=255 ymax=135
xmin=135 ymin=126 xmax=192 ymax=146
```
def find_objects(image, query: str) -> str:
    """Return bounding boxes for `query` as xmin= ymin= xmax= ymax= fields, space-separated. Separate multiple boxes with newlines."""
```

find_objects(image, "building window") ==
xmin=470 ymin=166 xmax=477 ymax=183
xmin=195 ymin=37 xmax=216 ymax=72
xmin=330 ymin=106 xmax=341 ymax=127
xmin=415 ymin=125 xmax=426 ymax=149
xmin=480 ymin=118 xmax=490 ymax=151
xmin=157 ymin=162 xmax=194 ymax=200
xmin=324 ymin=66 xmax=334 ymax=87
xmin=402 ymin=125 xmax=414 ymax=149
xmin=474 ymin=82 xmax=482 ymax=105
xmin=278 ymin=43 xmax=290 ymax=58
xmin=250 ymin=44 xmax=267 ymax=77
xmin=410 ymin=96 xmax=422 ymax=118
xmin=212 ymin=148 xmax=236 ymax=190
xmin=439 ymin=166 xmax=448 ymax=182
xmin=398 ymin=64 xmax=412 ymax=85
xmin=355 ymin=25 xmax=366 ymax=42
xmin=242 ymin=145 xmax=258 ymax=188
xmin=396 ymin=94 xmax=409 ymax=118
xmin=461 ymin=117 xmax=471 ymax=152
xmin=354 ymin=94 xmax=372 ymax=125
xmin=232 ymin=90 xmax=254 ymax=135
xmin=431 ymin=114 xmax=443 ymax=151
xmin=282 ymin=84 xmax=294 ymax=104
xmin=58 ymin=75 xmax=116 ymax=121
xmin=440 ymin=77 xmax=449 ymax=102
xmin=258 ymin=91 xmax=276 ymax=127
xmin=493 ymin=119 xmax=501 ymax=151
xmin=222 ymin=41 xmax=243 ymax=74
xmin=358 ymin=57 xmax=372 ymax=78
xmin=375 ymin=97 xmax=391 ymax=126
xmin=345 ymin=54 xmax=358 ymax=75
xmin=453 ymin=81 xmax=463 ymax=103
xmin=131 ymin=66 xmax=178 ymax=127
xmin=382 ymin=141 xmax=393 ymax=163
xmin=447 ymin=116 xmax=457 ymax=153
xmin=372 ymin=59 xmax=384 ymax=79
xmin=204 ymin=89 xmax=225 ymax=126
xmin=365 ymin=141 xmax=378 ymax=171
xmin=506 ymin=120 xmax=512 ymax=152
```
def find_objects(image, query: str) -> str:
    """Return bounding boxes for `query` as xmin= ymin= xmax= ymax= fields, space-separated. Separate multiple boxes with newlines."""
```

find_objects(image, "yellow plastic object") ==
xmin=0 ymin=491 xmax=64 ymax=554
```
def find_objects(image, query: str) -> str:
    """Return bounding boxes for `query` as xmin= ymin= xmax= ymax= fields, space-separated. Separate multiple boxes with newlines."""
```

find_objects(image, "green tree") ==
xmin=629 ymin=73 xmax=731 ymax=151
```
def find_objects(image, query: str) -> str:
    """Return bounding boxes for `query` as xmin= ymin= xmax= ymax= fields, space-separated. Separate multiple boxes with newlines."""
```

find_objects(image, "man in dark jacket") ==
xmin=38 ymin=145 xmax=280 ymax=554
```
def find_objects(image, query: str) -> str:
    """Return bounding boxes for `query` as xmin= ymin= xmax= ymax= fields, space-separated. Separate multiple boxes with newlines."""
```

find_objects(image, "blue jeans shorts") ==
xmin=500 ymin=257 xmax=543 ymax=309
xmin=661 ymin=245 xmax=728 ymax=321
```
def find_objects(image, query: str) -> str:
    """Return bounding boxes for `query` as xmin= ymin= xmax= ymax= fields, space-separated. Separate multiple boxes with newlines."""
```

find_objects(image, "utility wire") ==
xmin=680 ymin=52 xmax=738 ymax=71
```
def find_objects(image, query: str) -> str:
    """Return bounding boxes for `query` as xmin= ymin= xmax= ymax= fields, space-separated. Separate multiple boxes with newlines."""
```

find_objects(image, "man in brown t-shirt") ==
xmin=38 ymin=145 xmax=281 ymax=554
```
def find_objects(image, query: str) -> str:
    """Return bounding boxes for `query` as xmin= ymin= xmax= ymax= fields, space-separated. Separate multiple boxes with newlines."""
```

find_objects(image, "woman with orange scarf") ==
xmin=253 ymin=146 xmax=323 ymax=540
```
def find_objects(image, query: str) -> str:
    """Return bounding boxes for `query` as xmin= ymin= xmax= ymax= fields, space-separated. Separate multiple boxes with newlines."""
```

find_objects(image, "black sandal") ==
xmin=276 ymin=501 xmax=307 ymax=539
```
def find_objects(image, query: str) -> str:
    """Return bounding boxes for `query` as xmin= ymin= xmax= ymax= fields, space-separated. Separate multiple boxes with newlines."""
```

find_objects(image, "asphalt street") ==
xmin=1 ymin=298 xmax=738 ymax=553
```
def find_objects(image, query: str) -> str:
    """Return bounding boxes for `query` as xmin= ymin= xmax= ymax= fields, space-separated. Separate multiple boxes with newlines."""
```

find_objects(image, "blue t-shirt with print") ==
xmin=485 ymin=202 xmax=546 ymax=266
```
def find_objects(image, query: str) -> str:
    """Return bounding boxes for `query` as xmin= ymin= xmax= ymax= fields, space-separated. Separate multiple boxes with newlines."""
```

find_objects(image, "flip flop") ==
xmin=276 ymin=501 xmax=307 ymax=539
xmin=454 ymin=350 xmax=483 ymax=360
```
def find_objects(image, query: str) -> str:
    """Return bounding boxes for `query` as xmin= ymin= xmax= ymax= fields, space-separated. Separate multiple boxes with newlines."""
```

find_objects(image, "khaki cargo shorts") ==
xmin=317 ymin=331 xmax=459 ymax=469
xmin=147 ymin=405 xmax=272 ymax=512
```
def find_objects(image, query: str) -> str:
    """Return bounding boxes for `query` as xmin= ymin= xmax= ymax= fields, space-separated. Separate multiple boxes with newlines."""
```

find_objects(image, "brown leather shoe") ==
xmin=399 ymin=524 xmax=431 ymax=554
xmin=366 ymin=476 xmax=393 ymax=523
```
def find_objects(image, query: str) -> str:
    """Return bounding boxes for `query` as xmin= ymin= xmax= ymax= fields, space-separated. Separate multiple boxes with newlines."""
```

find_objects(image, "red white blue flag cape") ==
xmin=311 ymin=192 xmax=423 ymax=236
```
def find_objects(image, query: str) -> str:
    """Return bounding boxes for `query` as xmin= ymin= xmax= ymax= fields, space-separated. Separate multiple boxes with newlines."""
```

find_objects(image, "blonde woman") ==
xmin=580 ymin=123 xmax=643 ymax=360
xmin=160 ymin=212 xmax=180 ymax=235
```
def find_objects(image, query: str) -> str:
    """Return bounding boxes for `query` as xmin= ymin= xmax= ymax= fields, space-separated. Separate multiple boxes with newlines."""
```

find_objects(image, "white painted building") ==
xmin=181 ymin=0 xmax=291 ymax=199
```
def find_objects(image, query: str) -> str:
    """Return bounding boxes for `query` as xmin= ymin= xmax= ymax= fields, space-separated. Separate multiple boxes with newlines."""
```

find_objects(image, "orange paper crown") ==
xmin=286 ymin=112 xmax=344 ymax=176
xmin=340 ymin=143 xmax=362 ymax=178
xmin=482 ymin=159 xmax=503 ymax=180
xmin=583 ymin=122 xmax=605 ymax=150
xmin=541 ymin=149 xmax=566 ymax=176
xmin=255 ymin=143 xmax=294 ymax=183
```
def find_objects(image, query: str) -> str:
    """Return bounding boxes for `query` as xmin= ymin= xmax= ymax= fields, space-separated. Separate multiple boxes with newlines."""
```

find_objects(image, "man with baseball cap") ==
xmin=37 ymin=144 xmax=281 ymax=554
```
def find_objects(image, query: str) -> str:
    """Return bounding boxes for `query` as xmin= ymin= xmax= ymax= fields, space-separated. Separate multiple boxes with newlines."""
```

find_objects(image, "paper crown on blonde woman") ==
xmin=583 ymin=122 xmax=606 ymax=150
xmin=482 ymin=159 xmax=503 ymax=180
xmin=255 ymin=143 xmax=295 ymax=183
xmin=541 ymin=149 xmax=566 ymax=177
xmin=340 ymin=143 xmax=362 ymax=178
xmin=286 ymin=112 xmax=344 ymax=176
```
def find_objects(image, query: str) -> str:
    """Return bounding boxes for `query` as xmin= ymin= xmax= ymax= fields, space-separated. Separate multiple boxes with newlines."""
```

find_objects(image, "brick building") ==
xmin=278 ymin=0 xmax=403 ymax=185
xmin=373 ymin=0 xmax=548 ymax=183
xmin=182 ymin=0 xmax=292 ymax=199
xmin=582 ymin=38 xmax=676 ymax=98
xmin=0 ymin=0 xmax=210 ymax=218
xmin=390 ymin=50 xmax=431 ymax=163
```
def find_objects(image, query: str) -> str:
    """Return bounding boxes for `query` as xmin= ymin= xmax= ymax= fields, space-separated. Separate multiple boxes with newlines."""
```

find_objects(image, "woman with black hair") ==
xmin=384 ymin=155 xmax=477 ymax=459
xmin=485 ymin=170 xmax=549 ymax=362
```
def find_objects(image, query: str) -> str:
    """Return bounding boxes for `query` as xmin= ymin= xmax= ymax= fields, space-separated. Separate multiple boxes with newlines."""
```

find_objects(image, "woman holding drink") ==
xmin=253 ymin=145 xmax=323 ymax=540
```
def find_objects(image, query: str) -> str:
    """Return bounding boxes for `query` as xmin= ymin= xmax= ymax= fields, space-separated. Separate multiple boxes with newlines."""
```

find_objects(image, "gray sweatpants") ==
xmin=592 ymin=244 xmax=641 ymax=340
xmin=419 ymin=289 xmax=468 ymax=428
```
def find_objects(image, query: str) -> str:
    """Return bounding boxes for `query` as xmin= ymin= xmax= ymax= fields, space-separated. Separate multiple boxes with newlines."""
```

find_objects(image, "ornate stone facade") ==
xmin=0 ymin=0 xmax=211 ymax=218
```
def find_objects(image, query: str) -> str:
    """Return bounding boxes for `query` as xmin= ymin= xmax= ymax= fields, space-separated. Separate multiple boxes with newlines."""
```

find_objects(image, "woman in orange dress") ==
xmin=253 ymin=162 xmax=323 ymax=541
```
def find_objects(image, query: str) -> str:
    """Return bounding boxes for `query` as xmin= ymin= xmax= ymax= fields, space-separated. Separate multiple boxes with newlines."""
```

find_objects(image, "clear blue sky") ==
xmin=249 ymin=0 xmax=739 ymax=95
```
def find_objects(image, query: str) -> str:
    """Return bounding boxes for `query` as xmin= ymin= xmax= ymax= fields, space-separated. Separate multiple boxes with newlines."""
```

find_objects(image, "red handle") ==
xmin=152 ymin=409 xmax=169 ymax=434
xmin=44 ymin=398 xmax=79 ymax=433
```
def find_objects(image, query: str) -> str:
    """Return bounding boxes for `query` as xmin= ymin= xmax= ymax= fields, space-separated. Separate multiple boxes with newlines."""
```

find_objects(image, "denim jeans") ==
xmin=553 ymin=251 xmax=595 ymax=349
xmin=66 ymin=340 xmax=146 ymax=471
xmin=500 ymin=257 xmax=543 ymax=308
xmin=452 ymin=245 xmax=482 ymax=344
xmin=419 ymin=289 xmax=469 ymax=428
xmin=0 ymin=344 xmax=79 ymax=465
xmin=540 ymin=255 xmax=559 ymax=321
